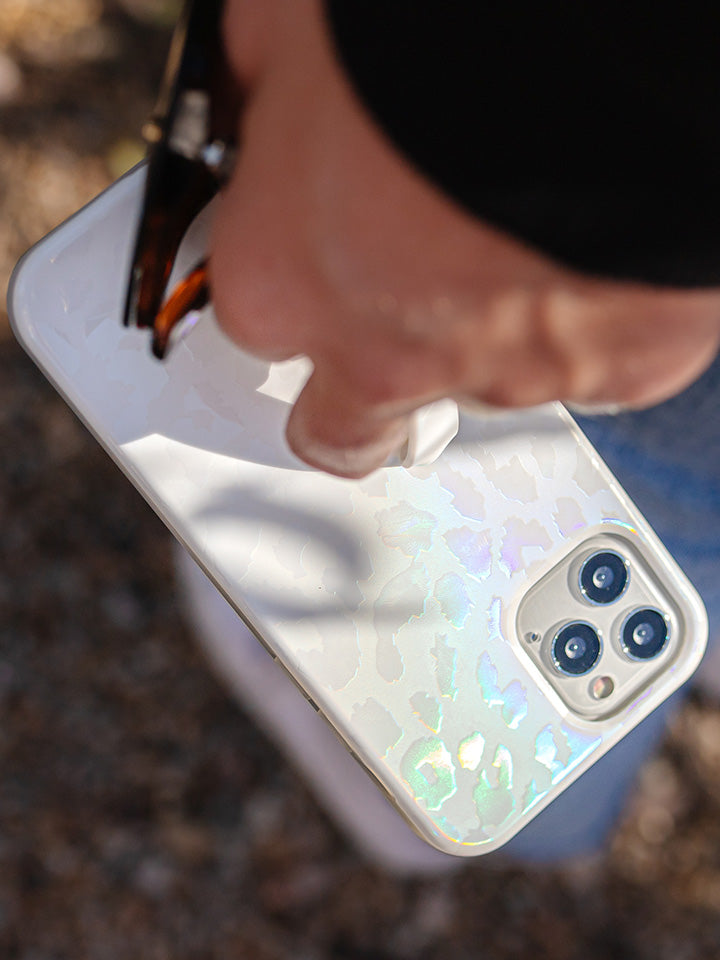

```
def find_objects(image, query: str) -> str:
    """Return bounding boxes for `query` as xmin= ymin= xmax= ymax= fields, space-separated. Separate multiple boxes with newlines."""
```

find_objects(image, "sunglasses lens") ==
xmin=125 ymin=150 xmax=217 ymax=332
xmin=125 ymin=0 xmax=239 ymax=357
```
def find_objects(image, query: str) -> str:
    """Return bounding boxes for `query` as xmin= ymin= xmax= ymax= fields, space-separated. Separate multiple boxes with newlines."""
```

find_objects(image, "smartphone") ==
xmin=8 ymin=166 xmax=708 ymax=857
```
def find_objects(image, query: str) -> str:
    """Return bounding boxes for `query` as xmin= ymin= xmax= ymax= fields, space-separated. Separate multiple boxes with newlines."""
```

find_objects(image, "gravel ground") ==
xmin=3 ymin=3 xmax=720 ymax=958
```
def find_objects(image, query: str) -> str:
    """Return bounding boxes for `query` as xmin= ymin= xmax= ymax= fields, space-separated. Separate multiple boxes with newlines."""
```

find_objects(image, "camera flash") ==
xmin=590 ymin=676 xmax=614 ymax=700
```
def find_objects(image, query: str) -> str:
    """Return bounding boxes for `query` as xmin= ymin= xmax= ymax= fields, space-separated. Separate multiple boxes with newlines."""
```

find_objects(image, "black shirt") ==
xmin=324 ymin=2 xmax=720 ymax=287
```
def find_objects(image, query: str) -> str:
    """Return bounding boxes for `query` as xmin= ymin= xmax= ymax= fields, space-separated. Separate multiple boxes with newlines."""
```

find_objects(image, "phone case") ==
xmin=9 ymin=166 xmax=708 ymax=856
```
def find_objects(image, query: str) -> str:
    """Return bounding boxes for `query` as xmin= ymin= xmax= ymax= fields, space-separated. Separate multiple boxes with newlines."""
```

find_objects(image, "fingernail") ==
xmin=289 ymin=423 xmax=409 ymax=478
xmin=296 ymin=439 xmax=397 ymax=477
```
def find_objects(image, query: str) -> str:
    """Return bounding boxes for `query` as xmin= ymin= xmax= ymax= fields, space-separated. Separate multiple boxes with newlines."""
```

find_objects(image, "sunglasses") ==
xmin=123 ymin=0 xmax=240 ymax=359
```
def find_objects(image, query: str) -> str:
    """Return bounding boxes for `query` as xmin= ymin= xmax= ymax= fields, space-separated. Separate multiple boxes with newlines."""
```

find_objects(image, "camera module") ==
xmin=551 ymin=622 xmax=602 ymax=676
xmin=579 ymin=551 xmax=629 ymax=605
xmin=621 ymin=609 xmax=669 ymax=661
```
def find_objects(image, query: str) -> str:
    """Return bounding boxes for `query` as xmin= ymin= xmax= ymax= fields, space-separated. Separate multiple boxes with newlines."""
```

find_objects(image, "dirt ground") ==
xmin=2 ymin=3 xmax=720 ymax=958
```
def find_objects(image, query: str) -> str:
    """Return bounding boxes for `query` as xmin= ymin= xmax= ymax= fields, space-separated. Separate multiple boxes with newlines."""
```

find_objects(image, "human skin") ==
xmin=210 ymin=0 xmax=720 ymax=478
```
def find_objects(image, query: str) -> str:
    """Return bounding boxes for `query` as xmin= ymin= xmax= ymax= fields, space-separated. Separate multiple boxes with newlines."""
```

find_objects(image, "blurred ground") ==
xmin=2 ymin=2 xmax=720 ymax=958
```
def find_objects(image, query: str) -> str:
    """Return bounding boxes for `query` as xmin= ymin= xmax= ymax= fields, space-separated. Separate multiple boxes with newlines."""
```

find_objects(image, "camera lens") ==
xmin=552 ymin=622 xmax=602 ymax=676
xmin=621 ymin=609 xmax=669 ymax=661
xmin=579 ymin=551 xmax=628 ymax=604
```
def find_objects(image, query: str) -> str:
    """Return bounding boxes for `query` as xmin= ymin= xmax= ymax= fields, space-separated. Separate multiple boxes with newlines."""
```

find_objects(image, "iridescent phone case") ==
xmin=9 ymin=167 xmax=708 ymax=856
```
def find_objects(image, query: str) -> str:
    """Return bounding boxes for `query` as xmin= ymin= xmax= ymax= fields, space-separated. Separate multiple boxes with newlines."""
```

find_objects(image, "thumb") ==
xmin=286 ymin=369 xmax=411 ymax=478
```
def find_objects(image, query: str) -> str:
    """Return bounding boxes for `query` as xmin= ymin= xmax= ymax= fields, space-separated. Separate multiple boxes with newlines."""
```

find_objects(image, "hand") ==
xmin=210 ymin=0 xmax=720 ymax=477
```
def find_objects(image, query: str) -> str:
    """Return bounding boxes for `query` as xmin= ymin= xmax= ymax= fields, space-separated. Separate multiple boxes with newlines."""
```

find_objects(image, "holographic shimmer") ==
xmin=533 ymin=723 xmax=601 ymax=784
xmin=458 ymin=731 xmax=486 ymax=771
xmin=432 ymin=636 xmax=458 ymax=700
xmin=378 ymin=502 xmax=437 ymax=556
xmin=477 ymin=652 xmax=505 ymax=709
xmin=410 ymin=691 xmax=443 ymax=733
xmin=501 ymin=680 xmax=528 ymax=730
xmin=499 ymin=518 xmax=553 ymax=576
xmin=522 ymin=779 xmax=548 ymax=811
xmin=553 ymin=497 xmax=586 ymax=537
xmin=478 ymin=654 xmax=527 ymax=729
xmin=534 ymin=725 xmax=566 ymax=778
xmin=560 ymin=724 xmax=603 ymax=776
xmin=434 ymin=572 xmax=473 ymax=628
xmin=474 ymin=745 xmax=515 ymax=829
xmin=487 ymin=597 xmax=503 ymax=644
xmin=444 ymin=526 xmax=492 ymax=580
xmin=401 ymin=737 xmax=457 ymax=811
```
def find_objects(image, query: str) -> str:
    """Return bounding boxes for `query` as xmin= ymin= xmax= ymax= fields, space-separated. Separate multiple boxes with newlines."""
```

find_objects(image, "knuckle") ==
xmin=543 ymin=287 xmax=720 ymax=407
xmin=327 ymin=340 xmax=448 ymax=412
xmin=341 ymin=363 xmax=411 ymax=409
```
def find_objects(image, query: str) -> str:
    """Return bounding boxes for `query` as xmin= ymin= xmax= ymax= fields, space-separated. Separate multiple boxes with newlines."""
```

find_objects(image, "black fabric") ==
xmin=324 ymin=1 xmax=720 ymax=287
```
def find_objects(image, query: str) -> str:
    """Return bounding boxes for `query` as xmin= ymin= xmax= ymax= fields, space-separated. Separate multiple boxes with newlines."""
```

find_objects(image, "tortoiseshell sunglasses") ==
xmin=124 ymin=0 xmax=241 ymax=359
